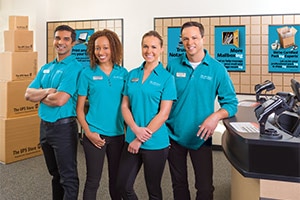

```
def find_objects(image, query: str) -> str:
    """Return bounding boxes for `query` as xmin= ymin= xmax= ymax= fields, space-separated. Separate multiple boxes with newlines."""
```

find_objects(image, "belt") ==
xmin=41 ymin=117 xmax=76 ymax=126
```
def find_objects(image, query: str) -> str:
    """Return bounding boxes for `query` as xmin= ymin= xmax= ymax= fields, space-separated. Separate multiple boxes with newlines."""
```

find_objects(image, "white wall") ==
xmin=0 ymin=0 xmax=48 ymax=68
xmin=1 ymin=0 xmax=300 ymax=70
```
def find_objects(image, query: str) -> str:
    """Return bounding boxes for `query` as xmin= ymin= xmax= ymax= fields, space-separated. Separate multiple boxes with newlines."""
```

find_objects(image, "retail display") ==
xmin=0 ymin=16 xmax=42 ymax=164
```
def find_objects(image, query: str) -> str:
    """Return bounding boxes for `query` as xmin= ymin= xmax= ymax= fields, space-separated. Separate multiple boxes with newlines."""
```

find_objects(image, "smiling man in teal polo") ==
xmin=166 ymin=21 xmax=238 ymax=200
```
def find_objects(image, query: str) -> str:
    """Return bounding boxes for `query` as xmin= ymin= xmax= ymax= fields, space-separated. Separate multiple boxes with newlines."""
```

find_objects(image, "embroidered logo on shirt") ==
xmin=176 ymin=72 xmax=186 ymax=77
xmin=43 ymin=69 xmax=50 ymax=74
xmin=113 ymin=76 xmax=124 ymax=80
xmin=93 ymin=76 xmax=103 ymax=80
xmin=150 ymin=81 xmax=161 ymax=87
xmin=131 ymin=78 xmax=139 ymax=82
xmin=200 ymin=74 xmax=212 ymax=81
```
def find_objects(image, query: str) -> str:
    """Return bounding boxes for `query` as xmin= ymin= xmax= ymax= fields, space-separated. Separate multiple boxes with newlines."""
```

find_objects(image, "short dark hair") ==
xmin=54 ymin=25 xmax=76 ymax=42
xmin=181 ymin=21 xmax=205 ymax=37
xmin=141 ymin=30 xmax=163 ymax=47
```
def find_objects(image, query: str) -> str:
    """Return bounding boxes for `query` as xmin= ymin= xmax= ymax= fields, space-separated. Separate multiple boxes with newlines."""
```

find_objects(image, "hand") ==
xmin=86 ymin=132 xmax=106 ymax=149
xmin=197 ymin=114 xmax=219 ymax=140
xmin=40 ymin=88 xmax=57 ymax=102
xmin=46 ymin=88 xmax=57 ymax=94
xmin=128 ymin=138 xmax=142 ymax=154
xmin=132 ymin=126 xmax=152 ymax=143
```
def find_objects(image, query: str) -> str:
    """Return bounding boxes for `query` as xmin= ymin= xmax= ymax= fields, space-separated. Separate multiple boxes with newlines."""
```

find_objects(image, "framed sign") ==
xmin=268 ymin=25 xmax=300 ymax=73
xmin=215 ymin=26 xmax=246 ymax=72
xmin=71 ymin=29 xmax=94 ymax=68
xmin=167 ymin=27 xmax=185 ymax=63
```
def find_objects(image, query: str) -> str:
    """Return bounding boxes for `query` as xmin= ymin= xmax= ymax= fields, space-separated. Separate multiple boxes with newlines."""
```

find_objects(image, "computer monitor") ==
xmin=75 ymin=32 xmax=88 ymax=44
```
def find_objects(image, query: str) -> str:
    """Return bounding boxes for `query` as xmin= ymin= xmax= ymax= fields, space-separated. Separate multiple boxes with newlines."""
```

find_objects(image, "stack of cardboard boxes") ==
xmin=0 ymin=16 xmax=42 ymax=164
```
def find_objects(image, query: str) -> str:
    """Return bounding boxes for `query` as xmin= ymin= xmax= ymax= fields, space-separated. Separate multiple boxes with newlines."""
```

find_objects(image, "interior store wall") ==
xmin=1 ymin=0 xmax=299 ymax=70
xmin=0 ymin=0 xmax=299 ymax=150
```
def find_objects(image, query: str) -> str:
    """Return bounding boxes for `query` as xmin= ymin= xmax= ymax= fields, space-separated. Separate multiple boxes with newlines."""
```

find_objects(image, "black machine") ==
xmin=254 ymin=80 xmax=275 ymax=103
xmin=254 ymin=79 xmax=300 ymax=139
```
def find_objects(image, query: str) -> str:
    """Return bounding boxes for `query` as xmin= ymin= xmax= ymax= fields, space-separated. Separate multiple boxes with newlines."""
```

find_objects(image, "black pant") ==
xmin=82 ymin=134 xmax=124 ymax=200
xmin=168 ymin=139 xmax=214 ymax=200
xmin=117 ymin=143 xmax=169 ymax=200
xmin=40 ymin=119 xmax=79 ymax=200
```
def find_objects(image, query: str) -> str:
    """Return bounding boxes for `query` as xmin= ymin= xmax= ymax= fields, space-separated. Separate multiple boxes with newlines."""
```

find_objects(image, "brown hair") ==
xmin=87 ymin=29 xmax=123 ymax=68
xmin=181 ymin=21 xmax=205 ymax=37
xmin=141 ymin=30 xmax=163 ymax=47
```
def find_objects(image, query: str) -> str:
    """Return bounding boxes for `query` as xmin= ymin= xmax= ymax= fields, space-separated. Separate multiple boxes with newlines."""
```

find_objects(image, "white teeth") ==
xmin=57 ymin=45 xmax=65 ymax=50
xmin=98 ymin=56 xmax=106 ymax=59
xmin=146 ymin=55 xmax=153 ymax=58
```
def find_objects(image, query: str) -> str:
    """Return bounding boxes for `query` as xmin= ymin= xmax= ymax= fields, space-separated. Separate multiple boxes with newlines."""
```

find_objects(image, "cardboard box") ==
xmin=0 ymin=52 xmax=37 ymax=81
xmin=0 ymin=80 xmax=39 ymax=118
xmin=4 ymin=30 xmax=33 ymax=52
xmin=277 ymin=26 xmax=297 ymax=49
xmin=9 ymin=16 xmax=29 ymax=30
xmin=0 ymin=114 xmax=42 ymax=164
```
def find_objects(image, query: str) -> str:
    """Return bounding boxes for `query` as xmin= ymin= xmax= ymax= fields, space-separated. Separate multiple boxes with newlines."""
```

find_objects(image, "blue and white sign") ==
xmin=215 ymin=26 xmax=246 ymax=72
xmin=268 ymin=25 xmax=299 ymax=73
xmin=72 ymin=29 xmax=94 ymax=68
xmin=167 ymin=27 xmax=185 ymax=63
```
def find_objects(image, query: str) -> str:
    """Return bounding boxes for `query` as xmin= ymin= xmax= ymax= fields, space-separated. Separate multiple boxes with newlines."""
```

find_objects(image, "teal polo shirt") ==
xmin=29 ymin=55 xmax=83 ymax=122
xmin=123 ymin=62 xmax=177 ymax=150
xmin=166 ymin=50 xmax=238 ymax=150
xmin=78 ymin=64 xmax=128 ymax=136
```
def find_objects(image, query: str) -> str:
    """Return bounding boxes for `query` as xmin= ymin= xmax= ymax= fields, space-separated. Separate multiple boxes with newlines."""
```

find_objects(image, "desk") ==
xmin=222 ymin=102 xmax=300 ymax=200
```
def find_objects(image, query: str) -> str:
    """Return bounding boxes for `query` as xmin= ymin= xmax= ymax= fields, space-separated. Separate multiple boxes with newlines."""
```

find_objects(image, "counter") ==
xmin=222 ymin=101 xmax=300 ymax=199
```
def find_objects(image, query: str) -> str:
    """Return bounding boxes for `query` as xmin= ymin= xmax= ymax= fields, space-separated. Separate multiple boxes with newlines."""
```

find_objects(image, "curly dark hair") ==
xmin=87 ymin=29 xmax=123 ymax=68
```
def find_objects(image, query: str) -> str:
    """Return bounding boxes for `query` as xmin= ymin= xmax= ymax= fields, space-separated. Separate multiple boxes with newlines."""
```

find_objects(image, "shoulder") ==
xmin=41 ymin=60 xmax=55 ymax=69
xmin=168 ymin=55 xmax=184 ymax=66
xmin=157 ymin=64 xmax=173 ymax=77
xmin=114 ymin=64 xmax=129 ymax=74
xmin=167 ymin=55 xmax=186 ymax=71
xmin=154 ymin=64 xmax=175 ymax=86
xmin=80 ymin=66 xmax=95 ymax=75
xmin=128 ymin=66 xmax=141 ymax=75
xmin=64 ymin=55 xmax=83 ymax=72
xmin=124 ymin=67 xmax=139 ymax=81
xmin=204 ymin=50 xmax=225 ymax=69
xmin=73 ymin=59 xmax=83 ymax=69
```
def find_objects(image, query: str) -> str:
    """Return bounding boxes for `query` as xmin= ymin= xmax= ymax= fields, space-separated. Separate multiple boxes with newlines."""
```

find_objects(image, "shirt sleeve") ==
xmin=162 ymin=74 xmax=177 ymax=101
xmin=77 ymin=69 xmax=89 ymax=96
xmin=217 ymin=70 xmax=238 ymax=117
xmin=28 ymin=66 xmax=45 ymax=89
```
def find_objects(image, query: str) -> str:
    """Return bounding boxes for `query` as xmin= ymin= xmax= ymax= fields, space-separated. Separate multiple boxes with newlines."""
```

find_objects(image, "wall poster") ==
xmin=167 ymin=27 xmax=185 ymax=63
xmin=214 ymin=26 xmax=246 ymax=72
xmin=72 ymin=29 xmax=94 ymax=68
xmin=268 ymin=25 xmax=300 ymax=73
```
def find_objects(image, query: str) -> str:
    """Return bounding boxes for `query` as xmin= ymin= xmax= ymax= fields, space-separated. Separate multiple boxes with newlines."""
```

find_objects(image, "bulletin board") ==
xmin=46 ymin=18 xmax=123 ymax=65
xmin=154 ymin=14 xmax=300 ymax=95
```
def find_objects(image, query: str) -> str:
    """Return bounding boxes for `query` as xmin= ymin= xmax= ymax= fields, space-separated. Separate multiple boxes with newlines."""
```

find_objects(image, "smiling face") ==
xmin=141 ymin=35 xmax=164 ymax=65
xmin=94 ymin=36 xmax=112 ymax=65
xmin=181 ymin=26 xmax=205 ymax=62
xmin=53 ymin=30 xmax=75 ymax=61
